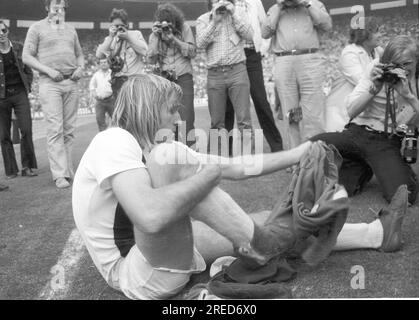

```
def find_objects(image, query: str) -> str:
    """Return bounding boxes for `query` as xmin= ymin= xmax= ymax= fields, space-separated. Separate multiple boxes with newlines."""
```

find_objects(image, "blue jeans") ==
xmin=0 ymin=86 xmax=37 ymax=176
xmin=39 ymin=78 xmax=79 ymax=180
xmin=95 ymin=97 xmax=115 ymax=132
xmin=225 ymin=49 xmax=283 ymax=153
xmin=207 ymin=62 xmax=252 ymax=133
xmin=312 ymin=123 xmax=418 ymax=204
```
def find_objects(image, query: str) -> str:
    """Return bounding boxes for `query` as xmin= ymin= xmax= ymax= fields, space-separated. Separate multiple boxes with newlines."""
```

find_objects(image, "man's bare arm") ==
xmin=110 ymin=165 xmax=221 ymax=234
xmin=198 ymin=141 xmax=313 ymax=180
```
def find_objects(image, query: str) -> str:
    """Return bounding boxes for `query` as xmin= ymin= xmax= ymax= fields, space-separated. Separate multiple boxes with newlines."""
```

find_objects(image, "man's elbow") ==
xmin=96 ymin=49 xmax=105 ymax=59
xmin=320 ymin=19 xmax=333 ymax=32
xmin=22 ymin=52 xmax=31 ymax=66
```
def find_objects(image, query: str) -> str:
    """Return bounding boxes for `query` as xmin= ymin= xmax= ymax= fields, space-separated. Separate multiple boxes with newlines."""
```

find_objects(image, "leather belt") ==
xmin=275 ymin=48 xmax=318 ymax=57
xmin=208 ymin=62 xmax=245 ymax=72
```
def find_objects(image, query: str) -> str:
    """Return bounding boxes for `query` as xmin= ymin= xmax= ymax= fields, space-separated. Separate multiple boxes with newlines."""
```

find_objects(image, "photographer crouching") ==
xmin=147 ymin=3 xmax=197 ymax=146
xmin=311 ymin=36 xmax=419 ymax=205
xmin=96 ymin=8 xmax=148 ymax=97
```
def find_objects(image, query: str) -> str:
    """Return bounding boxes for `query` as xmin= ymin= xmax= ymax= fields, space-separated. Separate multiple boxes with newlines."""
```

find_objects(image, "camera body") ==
xmin=155 ymin=21 xmax=173 ymax=33
xmin=161 ymin=69 xmax=178 ymax=82
xmin=287 ymin=107 xmax=303 ymax=124
xmin=396 ymin=124 xmax=419 ymax=164
xmin=117 ymin=25 xmax=127 ymax=33
xmin=282 ymin=0 xmax=302 ymax=8
xmin=216 ymin=5 xmax=228 ymax=14
xmin=381 ymin=63 xmax=404 ymax=85
xmin=108 ymin=55 xmax=124 ymax=74
xmin=215 ymin=0 xmax=235 ymax=14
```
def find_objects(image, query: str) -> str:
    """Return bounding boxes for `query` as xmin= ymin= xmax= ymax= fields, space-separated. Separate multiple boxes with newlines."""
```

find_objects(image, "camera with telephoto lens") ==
xmin=287 ymin=107 xmax=303 ymax=124
xmin=108 ymin=55 xmax=124 ymax=73
xmin=161 ymin=21 xmax=173 ymax=33
xmin=216 ymin=5 xmax=227 ymax=14
xmin=161 ymin=69 xmax=178 ymax=82
xmin=381 ymin=63 xmax=404 ymax=85
xmin=117 ymin=26 xmax=127 ymax=33
xmin=396 ymin=124 xmax=419 ymax=164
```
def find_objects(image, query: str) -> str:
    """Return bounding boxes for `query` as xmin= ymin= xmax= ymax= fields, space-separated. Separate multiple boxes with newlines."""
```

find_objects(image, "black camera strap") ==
xmin=110 ymin=40 xmax=127 ymax=76
xmin=384 ymin=83 xmax=397 ymax=136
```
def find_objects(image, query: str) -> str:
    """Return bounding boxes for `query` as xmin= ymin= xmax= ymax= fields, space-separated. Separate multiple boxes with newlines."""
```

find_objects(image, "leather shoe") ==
xmin=235 ymin=222 xmax=296 ymax=269
xmin=6 ymin=174 xmax=17 ymax=180
xmin=22 ymin=168 xmax=38 ymax=177
xmin=0 ymin=183 xmax=9 ymax=192
xmin=379 ymin=185 xmax=408 ymax=253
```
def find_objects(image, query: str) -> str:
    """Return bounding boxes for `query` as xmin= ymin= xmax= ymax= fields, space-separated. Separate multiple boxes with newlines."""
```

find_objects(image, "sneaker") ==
xmin=6 ymin=174 xmax=18 ymax=180
xmin=379 ymin=185 xmax=408 ymax=252
xmin=55 ymin=177 xmax=71 ymax=189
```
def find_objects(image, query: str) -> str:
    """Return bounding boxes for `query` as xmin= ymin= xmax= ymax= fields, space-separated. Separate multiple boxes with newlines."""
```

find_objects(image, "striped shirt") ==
xmin=196 ymin=11 xmax=253 ymax=68
xmin=23 ymin=18 xmax=83 ymax=80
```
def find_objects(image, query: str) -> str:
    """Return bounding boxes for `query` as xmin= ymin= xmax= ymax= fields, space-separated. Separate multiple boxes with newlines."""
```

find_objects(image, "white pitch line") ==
xmin=38 ymin=228 xmax=85 ymax=300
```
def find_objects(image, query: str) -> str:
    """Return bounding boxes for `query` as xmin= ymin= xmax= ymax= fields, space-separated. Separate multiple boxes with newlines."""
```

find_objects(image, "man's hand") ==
xmin=212 ymin=2 xmax=228 ymax=23
xmin=295 ymin=0 xmax=310 ymax=7
xmin=161 ymin=30 xmax=174 ymax=42
xmin=225 ymin=1 xmax=235 ymax=15
xmin=47 ymin=69 xmax=64 ymax=82
xmin=109 ymin=26 xmax=118 ymax=38
xmin=369 ymin=62 xmax=385 ymax=93
xmin=117 ymin=29 xmax=129 ymax=41
xmin=392 ymin=69 xmax=414 ymax=99
xmin=70 ymin=67 xmax=83 ymax=81
xmin=152 ymin=22 xmax=162 ymax=36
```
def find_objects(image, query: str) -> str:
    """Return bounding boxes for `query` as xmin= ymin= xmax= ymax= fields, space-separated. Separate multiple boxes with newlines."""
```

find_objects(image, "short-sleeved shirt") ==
xmin=72 ymin=127 xmax=146 ymax=286
xmin=97 ymin=30 xmax=147 ymax=77
xmin=23 ymin=18 xmax=83 ymax=80
xmin=147 ymin=24 xmax=196 ymax=77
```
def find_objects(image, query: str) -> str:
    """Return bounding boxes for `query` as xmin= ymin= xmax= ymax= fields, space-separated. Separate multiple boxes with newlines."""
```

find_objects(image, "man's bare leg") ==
xmin=140 ymin=143 xmax=254 ymax=271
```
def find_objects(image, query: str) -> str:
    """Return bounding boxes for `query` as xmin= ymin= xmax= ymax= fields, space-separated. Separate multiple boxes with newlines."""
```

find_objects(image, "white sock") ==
xmin=334 ymin=219 xmax=383 ymax=251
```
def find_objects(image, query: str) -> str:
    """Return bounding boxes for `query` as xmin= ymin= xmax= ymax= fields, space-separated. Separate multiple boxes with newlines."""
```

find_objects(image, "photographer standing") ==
xmin=196 ymin=0 xmax=254 ymax=152
xmin=224 ymin=0 xmax=284 ymax=154
xmin=148 ymin=3 xmax=196 ymax=146
xmin=262 ymin=0 xmax=332 ymax=149
xmin=96 ymin=8 xmax=148 ymax=97
xmin=22 ymin=0 xmax=84 ymax=189
xmin=311 ymin=36 xmax=419 ymax=205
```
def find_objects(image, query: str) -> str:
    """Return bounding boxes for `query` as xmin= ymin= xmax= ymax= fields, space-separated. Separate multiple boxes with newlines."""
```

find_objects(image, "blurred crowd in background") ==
xmin=9 ymin=9 xmax=419 ymax=120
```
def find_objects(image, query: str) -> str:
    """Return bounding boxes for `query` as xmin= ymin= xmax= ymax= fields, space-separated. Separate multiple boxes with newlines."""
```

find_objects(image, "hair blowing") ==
xmin=111 ymin=74 xmax=183 ymax=150
xmin=381 ymin=35 xmax=417 ymax=66
xmin=109 ymin=8 xmax=129 ymax=25
xmin=154 ymin=2 xmax=185 ymax=34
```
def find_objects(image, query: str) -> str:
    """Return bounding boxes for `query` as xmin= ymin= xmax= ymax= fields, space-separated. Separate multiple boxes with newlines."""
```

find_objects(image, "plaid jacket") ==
xmin=0 ymin=41 xmax=33 ymax=99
